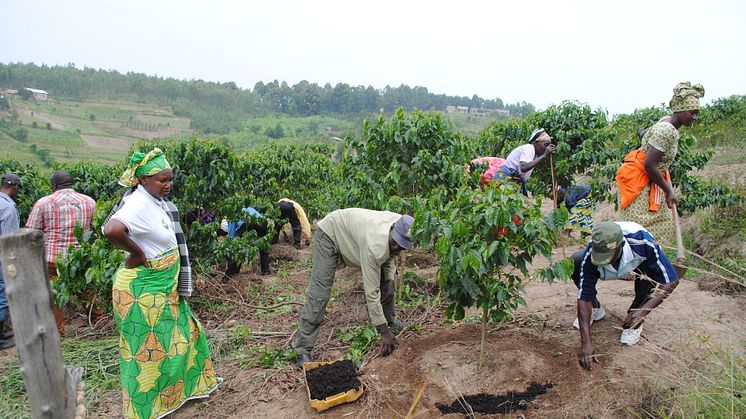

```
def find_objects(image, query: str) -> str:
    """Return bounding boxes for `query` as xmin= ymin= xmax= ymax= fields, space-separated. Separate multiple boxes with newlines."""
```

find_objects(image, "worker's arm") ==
xmin=103 ymin=219 xmax=146 ymax=269
xmin=576 ymin=255 xmax=600 ymax=371
xmin=622 ymin=280 xmax=679 ymax=329
xmin=577 ymin=299 xmax=598 ymax=371
xmin=362 ymin=255 xmax=395 ymax=355
xmin=644 ymin=147 xmax=677 ymax=208
xmin=519 ymin=144 xmax=555 ymax=173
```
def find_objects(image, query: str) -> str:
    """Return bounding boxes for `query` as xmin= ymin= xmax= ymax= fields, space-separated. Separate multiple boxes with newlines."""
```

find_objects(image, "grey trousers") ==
xmin=293 ymin=230 xmax=395 ymax=356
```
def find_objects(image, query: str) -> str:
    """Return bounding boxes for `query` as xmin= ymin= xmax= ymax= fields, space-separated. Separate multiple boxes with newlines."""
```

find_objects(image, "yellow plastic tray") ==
xmin=304 ymin=361 xmax=364 ymax=413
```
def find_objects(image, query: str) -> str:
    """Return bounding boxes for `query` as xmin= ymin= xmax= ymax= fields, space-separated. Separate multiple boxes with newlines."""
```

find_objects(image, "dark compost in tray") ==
xmin=306 ymin=360 xmax=362 ymax=400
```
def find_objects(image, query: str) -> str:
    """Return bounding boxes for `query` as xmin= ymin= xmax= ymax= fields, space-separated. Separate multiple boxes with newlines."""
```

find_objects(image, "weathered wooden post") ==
xmin=0 ymin=228 xmax=85 ymax=419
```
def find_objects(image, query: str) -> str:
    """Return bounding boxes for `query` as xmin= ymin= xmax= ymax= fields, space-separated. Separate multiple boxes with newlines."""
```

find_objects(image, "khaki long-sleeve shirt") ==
xmin=317 ymin=208 xmax=398 ymax=326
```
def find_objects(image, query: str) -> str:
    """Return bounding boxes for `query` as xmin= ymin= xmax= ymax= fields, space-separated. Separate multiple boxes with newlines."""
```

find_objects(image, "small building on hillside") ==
xmin=1 ymin=88 xmax=18 ymax=95
xmin=24 ymin=88 xmax=49 ymax=101
xmin=446 ymin=105 xmax=510 ymax=118
xmin=446 ymin=105 xmax=470 ymax=114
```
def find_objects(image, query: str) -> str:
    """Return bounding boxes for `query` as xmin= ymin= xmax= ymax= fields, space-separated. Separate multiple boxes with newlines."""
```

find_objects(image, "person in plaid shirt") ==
xmin=26 ymin=170 xmax=96 ymax=336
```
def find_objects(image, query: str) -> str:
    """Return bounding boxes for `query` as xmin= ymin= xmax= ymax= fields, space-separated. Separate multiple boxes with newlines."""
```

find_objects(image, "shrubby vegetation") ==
xmin=0 ymin=62 xmax=530 ymax=134
xmin=1 ymin=96 xmax=742 ymax=331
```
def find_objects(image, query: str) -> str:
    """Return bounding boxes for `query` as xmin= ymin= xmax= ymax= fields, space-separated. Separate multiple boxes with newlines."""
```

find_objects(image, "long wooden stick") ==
xmin=549 ymin=154 xmax=566 ymax=259
xmin=662 ymin=245 xmax=745 ymax=281
xmin=405 ymin=380 xmax=427 ymax=418
xmin=671 ymin=203 xmax=686 ymax=263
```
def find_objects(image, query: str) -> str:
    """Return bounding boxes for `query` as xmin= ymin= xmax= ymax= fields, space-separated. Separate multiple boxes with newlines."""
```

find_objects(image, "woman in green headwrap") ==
xmin=617 ymin=82 xmax=704 ymax=244
xmin=104 ymin=148 xmax=220 ymax=419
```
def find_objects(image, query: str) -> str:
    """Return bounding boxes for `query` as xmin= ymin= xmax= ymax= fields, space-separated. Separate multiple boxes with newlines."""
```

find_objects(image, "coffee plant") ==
xmin=339 ymin=108 xmax=471 ymax=211
xmin=412 ymin=177 xmax=572 ymax=363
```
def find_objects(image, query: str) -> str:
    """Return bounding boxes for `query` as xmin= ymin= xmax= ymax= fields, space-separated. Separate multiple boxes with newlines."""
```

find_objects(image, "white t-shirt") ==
xmin=503 ymin=144 xmax=536 ymax=182
xmin=111 ymin=186 xmax=177 ymax=259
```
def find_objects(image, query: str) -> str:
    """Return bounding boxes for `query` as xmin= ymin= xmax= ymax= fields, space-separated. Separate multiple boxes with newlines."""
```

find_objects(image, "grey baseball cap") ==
xmin=391 ymin=215 xmax=415 ymax=250
xmin=1 ymin=173 xmax=20 ymax=185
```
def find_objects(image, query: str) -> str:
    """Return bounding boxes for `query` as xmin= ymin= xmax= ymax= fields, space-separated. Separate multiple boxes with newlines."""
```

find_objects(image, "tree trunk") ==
xmin=479 ymin=306 xmax=488 ymax=367
xmin=1 ymin=228 xmax=83 ymax=418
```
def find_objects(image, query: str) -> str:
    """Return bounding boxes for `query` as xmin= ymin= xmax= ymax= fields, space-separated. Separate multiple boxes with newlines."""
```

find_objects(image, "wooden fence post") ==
xmin=0 ymin=228 xmax=84 ymax=419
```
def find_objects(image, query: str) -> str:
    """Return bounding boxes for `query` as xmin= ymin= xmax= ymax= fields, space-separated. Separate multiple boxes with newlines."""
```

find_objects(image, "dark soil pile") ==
xmin=436 ymin=382 xmax=554 ymax=415
xmin=306 ymin=360 xmax=362 ymax=400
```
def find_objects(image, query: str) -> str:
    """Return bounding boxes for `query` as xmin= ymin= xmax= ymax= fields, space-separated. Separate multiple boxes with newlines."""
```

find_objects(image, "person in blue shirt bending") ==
xmin=219 ymin=207 xmax=271 ymax=277
xmin=571 ymin=221 xmax=680 ymax=370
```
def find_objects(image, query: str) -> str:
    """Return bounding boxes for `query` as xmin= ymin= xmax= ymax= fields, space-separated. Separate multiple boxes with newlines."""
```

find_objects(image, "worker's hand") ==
xmin=125 ymin=252 xmax=147 ymax=269
xmin=377 ymin=324 xmax=396 ymax=356
xmin=622 ymin=312 xmax=646 ymax=330
xmin=674 ymin=261 xmax=687 ymax=278
xmin=665 ymin=190 xmax=678 ymax=208
xmin=578 ymin=342 xmax=598 ymax=371
xmin=543 ymin=143 xmax=556 ymax=156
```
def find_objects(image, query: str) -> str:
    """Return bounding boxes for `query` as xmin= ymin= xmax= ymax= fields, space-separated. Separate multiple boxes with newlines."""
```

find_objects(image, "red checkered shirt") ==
xmin=26 ymin=188 xmax=96 ymax=263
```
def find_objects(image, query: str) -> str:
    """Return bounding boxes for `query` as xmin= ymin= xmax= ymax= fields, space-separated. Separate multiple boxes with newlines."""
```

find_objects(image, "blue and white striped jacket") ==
xmin=578 ymin=222 xmax=679 ymax=301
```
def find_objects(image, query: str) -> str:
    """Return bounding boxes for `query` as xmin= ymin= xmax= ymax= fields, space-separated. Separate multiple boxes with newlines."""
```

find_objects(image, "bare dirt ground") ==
xmin=113 ymin=245 xmax=742 ymax=418
xmin=18 ymin=107 xmax=67 ymax=130
xmin=5 ymin=242 xmax=742 ymax=418
xmin=117 ymin=124 xmax=187 ymax=139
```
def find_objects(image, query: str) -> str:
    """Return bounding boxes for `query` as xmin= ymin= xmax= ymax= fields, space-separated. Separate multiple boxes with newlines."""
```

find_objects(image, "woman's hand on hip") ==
xmin=125 ymin=252 xmax=147 ymax=269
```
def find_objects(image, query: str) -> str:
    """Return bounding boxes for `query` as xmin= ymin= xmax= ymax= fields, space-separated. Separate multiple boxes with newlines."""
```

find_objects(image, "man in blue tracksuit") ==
xmin=571 ymin=221 xmax=680 ymax=370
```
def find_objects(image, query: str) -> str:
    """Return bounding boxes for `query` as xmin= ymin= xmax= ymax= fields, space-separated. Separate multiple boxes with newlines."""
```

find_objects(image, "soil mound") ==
xmin=435 ymin=382 xmax=554 ymax=415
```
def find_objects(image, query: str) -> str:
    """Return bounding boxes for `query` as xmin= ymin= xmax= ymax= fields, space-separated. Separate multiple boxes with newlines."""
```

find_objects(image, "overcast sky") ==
xmin=2 ymin=0 xmax=744 ymax=115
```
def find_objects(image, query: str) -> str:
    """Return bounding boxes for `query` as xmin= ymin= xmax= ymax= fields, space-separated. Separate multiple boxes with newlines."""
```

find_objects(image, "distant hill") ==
xmin=0 ymin=62 xmax=534 ymax=135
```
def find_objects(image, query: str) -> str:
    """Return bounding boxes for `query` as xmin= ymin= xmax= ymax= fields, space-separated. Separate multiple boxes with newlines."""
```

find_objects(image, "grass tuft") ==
xmin=0 ymin=335 xmax=119 ymax=418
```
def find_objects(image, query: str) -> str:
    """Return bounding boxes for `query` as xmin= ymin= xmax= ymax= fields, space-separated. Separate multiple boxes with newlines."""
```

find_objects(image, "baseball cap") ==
xmin=391 ymin=214 xmax=415 ymax=250
xmin=590 ymin=222 xmax=624 ymax=266
xmin=1 ymin=173 xmax=20 ymax=185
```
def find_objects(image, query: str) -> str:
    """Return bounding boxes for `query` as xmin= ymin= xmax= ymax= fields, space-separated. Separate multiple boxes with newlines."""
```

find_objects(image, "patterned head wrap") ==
xmin=670 ymin=82 xmax=705 ymax=112
xmin=119 ymin=148 xmax=171 ymax=187
xmin=528 ymin=128 xmax=551 ymax=144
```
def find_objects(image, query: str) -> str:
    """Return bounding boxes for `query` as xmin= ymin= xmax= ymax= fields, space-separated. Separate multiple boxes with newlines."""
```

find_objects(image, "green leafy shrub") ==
xmin=413 ymin=182 xmax=571 ymax=362
xmin=339 ymin=108 xmax=471 ymax=210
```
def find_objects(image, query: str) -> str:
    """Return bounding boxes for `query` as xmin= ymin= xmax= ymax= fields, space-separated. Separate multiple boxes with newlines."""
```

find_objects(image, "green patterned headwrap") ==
xmin=119 ymin=148 xmax=171 ymax=187
xmin=670 ymin=82 xmax=705 ymax=112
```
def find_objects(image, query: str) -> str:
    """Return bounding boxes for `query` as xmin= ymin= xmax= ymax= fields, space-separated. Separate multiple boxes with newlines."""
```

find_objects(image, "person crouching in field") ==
xmin=218 ymin=207 xmax=271 ymax=277
xmin=572 ymin=221 xmax=680 ymax=371
xmin=293 ymin=208 xmax=414 ymax=367
xmin=494 ymin=128 xmax=556 ymax=195
xmin=557 ymin=184 xmax=595 ymax=237
xmin=274 ymin=198 xmax=311 ymax=249
xmin=467 ymin=156 xmax=506 ymax=186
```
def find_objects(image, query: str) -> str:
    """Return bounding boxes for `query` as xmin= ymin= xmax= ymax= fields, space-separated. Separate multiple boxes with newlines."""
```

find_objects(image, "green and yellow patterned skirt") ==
xmin=112 ymin=248 xmax=219 ymax=419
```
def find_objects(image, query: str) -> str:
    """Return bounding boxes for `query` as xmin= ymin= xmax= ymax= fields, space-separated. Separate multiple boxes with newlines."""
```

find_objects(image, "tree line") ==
xmin=0 ymin=62 xmax=534 ymax=134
